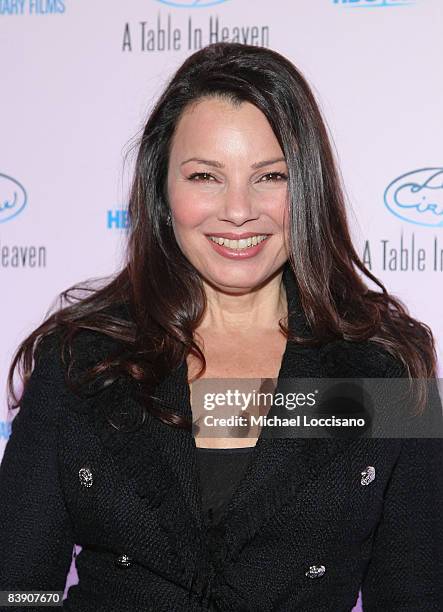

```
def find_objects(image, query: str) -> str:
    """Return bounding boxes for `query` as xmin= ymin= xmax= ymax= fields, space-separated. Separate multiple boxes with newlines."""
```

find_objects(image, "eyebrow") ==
xmin=180 ymin=156 xmax=286 ymax=170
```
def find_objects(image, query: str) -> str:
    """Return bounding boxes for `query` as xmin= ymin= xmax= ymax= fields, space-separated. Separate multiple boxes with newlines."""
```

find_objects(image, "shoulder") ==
xmin=13 ymin=334 xmax=69 ymax=428
xmin=9 ymin=303 xmax=133 ymax=435
xmin=318 ymin=338 xmax=406 ymax=378
xmin=29 ymin=303 xmax=131 ymax=394
xmin=36 ymin=302 xmax=131 ymax=364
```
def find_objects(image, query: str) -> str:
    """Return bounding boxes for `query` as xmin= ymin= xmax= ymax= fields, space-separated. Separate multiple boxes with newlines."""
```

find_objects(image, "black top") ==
xmin=196 ymin=446 xmax=254 ymax=527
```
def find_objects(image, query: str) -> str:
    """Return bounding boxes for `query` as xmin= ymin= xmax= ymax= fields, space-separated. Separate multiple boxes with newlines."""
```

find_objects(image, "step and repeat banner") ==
xmin=1 ymin=0 xmax=442 ymax=608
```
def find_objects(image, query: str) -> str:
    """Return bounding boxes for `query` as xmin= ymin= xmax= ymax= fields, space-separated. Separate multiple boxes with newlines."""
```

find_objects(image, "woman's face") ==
xmin=166 ymin=96 xmax=289 ymax=293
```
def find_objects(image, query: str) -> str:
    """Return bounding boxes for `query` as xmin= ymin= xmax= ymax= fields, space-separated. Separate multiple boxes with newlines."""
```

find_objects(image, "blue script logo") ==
xmin=332 ymin=0 xmax=415 ymax=8
xmin=0 ymin=174 xmax=27 ymax=224
xmin=154 ymin=0 xmax=229 ymax=7
xmin=384 ymin=168 xmax=443 ymax=228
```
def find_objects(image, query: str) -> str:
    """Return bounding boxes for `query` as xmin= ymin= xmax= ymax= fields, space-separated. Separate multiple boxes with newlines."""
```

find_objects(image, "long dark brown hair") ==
xmin=7 ymin=42 xmax=437 ymax=427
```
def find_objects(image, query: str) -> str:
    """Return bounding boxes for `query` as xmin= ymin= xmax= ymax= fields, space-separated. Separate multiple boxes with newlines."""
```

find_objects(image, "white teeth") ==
xmin=208 ymin=235 xmax=269 ymax=250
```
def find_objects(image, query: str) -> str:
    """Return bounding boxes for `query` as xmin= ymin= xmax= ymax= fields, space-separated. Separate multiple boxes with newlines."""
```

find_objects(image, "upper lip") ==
xmin=206 ymin=232 xmax=270 ymax=239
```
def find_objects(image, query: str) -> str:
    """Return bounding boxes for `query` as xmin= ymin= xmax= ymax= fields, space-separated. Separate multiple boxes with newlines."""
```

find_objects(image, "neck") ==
xmin=198 ymin=270 xmax=287 ymax=334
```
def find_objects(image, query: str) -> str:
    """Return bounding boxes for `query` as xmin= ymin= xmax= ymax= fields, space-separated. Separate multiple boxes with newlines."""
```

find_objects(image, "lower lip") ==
xmin=206 ymin=236 xmax=270 ymax=259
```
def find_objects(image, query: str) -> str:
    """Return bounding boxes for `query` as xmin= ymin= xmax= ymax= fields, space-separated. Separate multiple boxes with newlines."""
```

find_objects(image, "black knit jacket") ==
xmin=0 ymin=263 xmax=442 ymax=611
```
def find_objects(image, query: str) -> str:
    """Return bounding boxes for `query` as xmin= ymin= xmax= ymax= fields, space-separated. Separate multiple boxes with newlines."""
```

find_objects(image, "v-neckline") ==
xmin=190 ymin=381 xmax=266 ymax=451
xmin=181 ymin=274 xmax=297 ymax=529
xmin=183 ymin=332 xmax=289 ymax=526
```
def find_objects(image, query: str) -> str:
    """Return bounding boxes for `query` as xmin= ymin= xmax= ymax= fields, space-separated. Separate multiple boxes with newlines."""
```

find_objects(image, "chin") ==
xmin=200 ymin=266 xmax=272 ymax=292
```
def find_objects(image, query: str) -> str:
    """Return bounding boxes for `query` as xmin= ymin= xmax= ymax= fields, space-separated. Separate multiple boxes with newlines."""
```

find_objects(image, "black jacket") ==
xmin=0 ymin=263 xmax=442 ymax=611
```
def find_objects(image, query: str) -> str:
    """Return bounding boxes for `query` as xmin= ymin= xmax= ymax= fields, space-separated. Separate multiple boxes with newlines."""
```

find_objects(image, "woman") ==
xmin=0 ymin=42 xmax=441 ymax=611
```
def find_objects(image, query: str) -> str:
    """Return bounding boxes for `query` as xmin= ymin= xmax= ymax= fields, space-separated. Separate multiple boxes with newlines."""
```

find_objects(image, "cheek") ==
xmin=169 ymin=186 xmax=213 ymax=227
xmin=267 ymin=194 xmax=288 ymax=225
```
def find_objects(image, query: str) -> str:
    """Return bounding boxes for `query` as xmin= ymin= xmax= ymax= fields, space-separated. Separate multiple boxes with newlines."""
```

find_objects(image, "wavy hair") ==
xmin=7 ymin=42 xmax=437 ymax=427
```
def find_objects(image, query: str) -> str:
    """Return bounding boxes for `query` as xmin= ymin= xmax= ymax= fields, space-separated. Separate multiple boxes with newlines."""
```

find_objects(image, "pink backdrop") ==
xmin=1 ymin=1 xmax=442 ymax=609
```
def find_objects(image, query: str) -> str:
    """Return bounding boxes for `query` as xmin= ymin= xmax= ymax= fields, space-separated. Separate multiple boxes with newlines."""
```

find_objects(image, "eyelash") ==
xmin=187 ymin=171 xmax=288 ymax=183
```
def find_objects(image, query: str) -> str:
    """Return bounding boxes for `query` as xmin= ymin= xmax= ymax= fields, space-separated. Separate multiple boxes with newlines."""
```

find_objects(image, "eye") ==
xmin=259 ymin=172 xmax=288 ymax=182
xmin=187 ymin=172 xmax=216 ymax=182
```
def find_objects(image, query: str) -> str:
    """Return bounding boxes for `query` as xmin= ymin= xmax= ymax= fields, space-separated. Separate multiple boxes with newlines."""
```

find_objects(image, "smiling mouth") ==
xmin=207 ymin=235 xmax=269 ymax=251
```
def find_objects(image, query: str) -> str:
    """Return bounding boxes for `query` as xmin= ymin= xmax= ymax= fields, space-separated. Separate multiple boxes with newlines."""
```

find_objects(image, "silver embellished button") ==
xmin=115 ymin=554 xmax=132 ymax=568
xmin=305 ymin=564 xmax=326 ymax=579
xmin=361 ymin=465 xmax=376 ymax=486
xmin=78 ymin=466 xmax=93 ymax=487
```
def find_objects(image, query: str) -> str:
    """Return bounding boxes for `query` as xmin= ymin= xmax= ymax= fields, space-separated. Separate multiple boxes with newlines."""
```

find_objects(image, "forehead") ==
xmin=169 ymin=97 xmax=281 ymax=158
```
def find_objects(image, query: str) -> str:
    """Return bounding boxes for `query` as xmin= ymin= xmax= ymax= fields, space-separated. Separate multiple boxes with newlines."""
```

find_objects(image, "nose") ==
xmin=217 ymin=184 xmax=259 ymax=226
